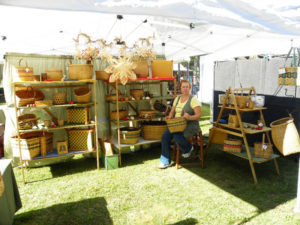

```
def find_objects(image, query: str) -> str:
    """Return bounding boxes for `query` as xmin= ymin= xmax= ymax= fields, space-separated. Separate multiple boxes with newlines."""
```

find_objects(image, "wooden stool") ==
xmin=172 ymin=131 xmax=204 ymax=169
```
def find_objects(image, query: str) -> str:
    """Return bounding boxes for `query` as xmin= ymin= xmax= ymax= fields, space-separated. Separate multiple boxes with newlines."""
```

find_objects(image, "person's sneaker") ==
xmin=158 ymin=162 xmax=172 ymax=169
xmin=182 ymin=146 xmax=194 ymax=158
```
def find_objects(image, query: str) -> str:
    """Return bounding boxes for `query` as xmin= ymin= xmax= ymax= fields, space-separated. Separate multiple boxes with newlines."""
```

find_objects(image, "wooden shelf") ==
xmin=17 ymin=102 xmax=95 ymax=109
xmin=107 ymin=96 xmax=174 ymax=103
xmin=218 ymin=105 xmax=267 ymax=111
xmin=12 ymin=80 xmax=96 ymax=86
xmin=23 ymin=148 xmax=97 ymax=161
xmin=112 ymin=137 xmax=161 ymax=150
xmin=211 ymin=144 xmax=280 ymax=164
xmin=19 ymin=123 xmax=96 ymax=133
xmin=213 ymin=122 xmax=271 ymax=134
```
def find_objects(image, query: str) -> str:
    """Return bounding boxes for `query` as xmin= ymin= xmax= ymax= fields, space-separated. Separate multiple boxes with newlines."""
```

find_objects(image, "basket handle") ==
xmin=261 ymin=134 xmax=265 ymax=151
xmin=18 ymin=58 xmax=28 ymax=67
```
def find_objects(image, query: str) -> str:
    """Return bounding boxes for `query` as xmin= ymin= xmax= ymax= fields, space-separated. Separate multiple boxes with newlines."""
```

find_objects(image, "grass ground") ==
xmin=12 ymin=104 xmax=300 ymax=225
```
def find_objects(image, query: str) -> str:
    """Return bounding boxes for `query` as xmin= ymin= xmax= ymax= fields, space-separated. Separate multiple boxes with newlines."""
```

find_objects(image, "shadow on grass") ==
xmin=14 ymin=197 xmax=113 ymax=225
xmin=180 ymin=144 xmax=298 ymax=222
xmin=168 ymin=218 xmax=198 ymax=225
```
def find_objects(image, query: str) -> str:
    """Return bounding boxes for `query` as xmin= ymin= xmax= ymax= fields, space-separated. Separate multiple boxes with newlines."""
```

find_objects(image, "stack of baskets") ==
xmin=74 ymin=87 xmax=91 ymax=103
xmin=53 ymin=92 xmax=67 ymax=105
xmin=120 ymin=127 xmax=141 ymax=144
xmin=166 ymin=117 xmax=186 ymax=133
xmin=16 ymin=87 xmax=45 ymax=106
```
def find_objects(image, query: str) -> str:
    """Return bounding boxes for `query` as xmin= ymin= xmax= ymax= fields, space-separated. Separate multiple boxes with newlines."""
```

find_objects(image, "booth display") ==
xmin=12 ymin=80 xmax=99 ymax=184
xmin=206 ymin=87 xmax=280 ymax=184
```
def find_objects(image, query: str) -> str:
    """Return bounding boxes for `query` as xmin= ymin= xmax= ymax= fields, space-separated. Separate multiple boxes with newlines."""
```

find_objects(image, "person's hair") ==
xmin=180 ymin=80 xmax=191 ymax=88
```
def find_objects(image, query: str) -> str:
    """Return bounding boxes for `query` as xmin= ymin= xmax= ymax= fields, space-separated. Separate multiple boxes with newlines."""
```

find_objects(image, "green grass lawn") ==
xmin=12 ymin=104 xmax=300 ymax=224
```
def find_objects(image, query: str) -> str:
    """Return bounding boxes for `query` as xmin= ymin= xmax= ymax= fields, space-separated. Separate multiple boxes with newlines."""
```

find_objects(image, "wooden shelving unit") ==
xmin=106 ymin=78 xmax=176 ymax=165
xmin=206 ymin=87 xmax=280 ymax=184
xmin=12 ymin=80 xmax=100 ymax=184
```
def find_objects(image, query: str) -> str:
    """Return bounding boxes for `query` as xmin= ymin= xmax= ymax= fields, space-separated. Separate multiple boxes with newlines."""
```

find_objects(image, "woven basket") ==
xmin=254 ymin=143 xmax=273 ymax=159
xmin=228 ymin=114 xmax=239 ymax=128
xmin=105 ymin=95 xmax=125 ymax=101
xmin=139 ymin=110 xmax=156 ymax=119
xmin=18 ymin=114 xmax=39 ymax=129
xmin=16 ymin=58 xmax=34 ymax=81
xmin=46 ymin=68 xmax=63 ymax=81
xmin=224 ymin=139 xmax=242 ymax=153
xmin=110 ymin=110 xmax=128 ymax=120
xmin=166 ymin=117 xmax=187 ymax=133
xmin=74 ymin=87 xmax=92 ymax=103
xmin=209 ymin=127 xmax=228 ymax=145
xmin=270 ymin=117 xmax=300 ymax=156
xmin=142 ymin=121 xmax=167 ymax=140
xmin=67 ymin=107 xmax=90 ymax=124
xmin=96 ymin=70 xmax=110 ymax=80
xmin=16 ymin=87 xmax=45 ymax=106
xmin=235 ymin=95 xmax=250 ymax=108
xmin=68 ymin=64 xmax=93 ymax=80
xmin=0 ymin=172 xmax=4 ymax=197
xmin=11 ymin=132 xmax=41 ymax=160
xmin=151 ymin=60 xmax=173 ymax=78
xmin=130 ymin=89 xmax=144 ymax=100
xmin=67 ymin=128 xmax=94 ymax=151
xmin=53 ymin=92 xmax=67 ymax=105
xmin=35 ymin=100 xmax=53 ymax=106
xmin=120 ymin=127 xmax=141 ymax=144
xmin=133 ymin=60 xmax=149 ymax=78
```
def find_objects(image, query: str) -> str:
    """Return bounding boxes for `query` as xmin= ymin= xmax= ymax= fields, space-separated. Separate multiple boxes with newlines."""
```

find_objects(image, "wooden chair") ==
xmin=172 ymin=131 xmax=205 ymax=169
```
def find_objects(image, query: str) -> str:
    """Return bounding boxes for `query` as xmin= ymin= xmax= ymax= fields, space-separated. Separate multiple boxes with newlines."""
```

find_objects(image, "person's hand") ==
xmin=166 ymin=114 xmax=173 ymax=120
xmin=183 ymin=111 xmax=190 ymax=120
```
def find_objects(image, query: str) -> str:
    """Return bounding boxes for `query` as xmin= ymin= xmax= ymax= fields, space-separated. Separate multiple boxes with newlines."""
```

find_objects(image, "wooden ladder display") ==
xmin=205 ymin=87 xmax=280 ymax=184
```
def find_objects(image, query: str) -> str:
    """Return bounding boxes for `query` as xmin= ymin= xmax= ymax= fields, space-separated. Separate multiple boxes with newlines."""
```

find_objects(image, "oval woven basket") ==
xmin=96 ymin=70 xmax=110 ymax=80
xmin=120 ymin=127 xmax=141 ymax=145
xmin=166 ymin=117 xmax=187 ymax=133
xmin=110 ymin=110 xmax=128 ymax=120
xmin=139 ymin=110 xmax=156 ymax=119
xmin=16 ymin=87 xmax=45 ymax=106
xmin=130 ymin=89 xmax=144 ymax=100
xmin=53 ymin=92 xmax=67 ymax=105
xmin=46 ymin=68 xmax=63 ymax=81
xmin=74 ymin=87 xmax=91 ymax=103
xmin=142 ymin=121 xmax=167 ymax=140
xmin=270 ymin=117 xmax=300 ymax=156
xmin=68 ymin=64 xmax=93 ymax=80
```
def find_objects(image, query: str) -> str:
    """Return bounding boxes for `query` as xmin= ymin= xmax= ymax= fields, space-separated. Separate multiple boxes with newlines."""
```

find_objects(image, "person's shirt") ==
xmin=173 ymin=95 xmax=201 ymax=118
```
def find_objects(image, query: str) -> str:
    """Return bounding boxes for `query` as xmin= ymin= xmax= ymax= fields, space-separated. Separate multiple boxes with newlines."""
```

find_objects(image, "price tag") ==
xmin=262 ymin=144 xmax=268 ymax=150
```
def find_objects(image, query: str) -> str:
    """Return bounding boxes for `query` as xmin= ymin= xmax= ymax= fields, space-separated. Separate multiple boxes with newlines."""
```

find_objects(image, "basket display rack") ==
xmin=106 ymin=78 xmax=177 ymax=166
xmin=206 ymin=87 xmax=280 ymax=184
xmin=12 ymin=80 xmax=100 ymax=184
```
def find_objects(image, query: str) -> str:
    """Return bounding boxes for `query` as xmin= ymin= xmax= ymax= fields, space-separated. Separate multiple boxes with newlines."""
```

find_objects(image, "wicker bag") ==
xmin=16 ymin=58 xmax=34 ymax=81
xmin=224 ymin=139 xmax=242 ymax=153
xmin=16 ymin=87 xmax=45 ymax=106
xmin=53 ymin=92 xmax=67 ymax=105
xmin=0 ymin=172 xmax=4 ymax=197
xmin=166 ymin=117 xmax=187 ymax=133
xmin=254 ymin=134 xmax=273 ymax=159
xmin=74 ymin=87 xmax=92 ymax=103
xmin=120 ymin=127 xmax=141 ymax=144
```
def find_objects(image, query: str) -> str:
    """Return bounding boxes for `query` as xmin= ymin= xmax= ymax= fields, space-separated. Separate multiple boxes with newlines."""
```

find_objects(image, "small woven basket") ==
xmin=130 ymin=89 xmax=144 ymax=100
xmin=53 ymin=92 xmax=67 ymax=105
xmin=35 ymin=100 xmax=53 ymax=106
xmin=166 ymin=117 xmax=187 ymax=133
xmin=74 ymin=87 xmax=92 ymax=103
xmin=224 ymin=139 xmax=242 ymax=153
xmin=139 ymin=110 xmax=156 ymax=119
xmin=120 ymin=127 xmax=141 ymax=144
xmin=254 ymin=134 xmax=273 ymax=159
xmin=46 ymin=68 xmax=63 ymax=81
xmin=110 ymin=110 xmax=128 ymax=120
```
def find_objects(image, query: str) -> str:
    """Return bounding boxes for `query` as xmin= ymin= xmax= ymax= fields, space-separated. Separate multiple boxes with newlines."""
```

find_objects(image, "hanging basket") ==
xmin=16 ymin=58 xmax=34 ymax=81
xmin=270 ymin=117 xmax=300 ymax=156
xmin=68 ymin=63 xmax=93 ymax=80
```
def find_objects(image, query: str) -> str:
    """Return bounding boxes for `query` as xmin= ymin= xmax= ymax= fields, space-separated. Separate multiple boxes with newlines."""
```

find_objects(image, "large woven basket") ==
xmin=270 ymin=117 xmax=300 ymax=156
xmin=74 ymin=87 xmax=92 ymax=103
xmin=46 ymin=68 xmax=63 ymax=81
xmin=0 ymin=172 xmax=4 ymax=197
xmin=120 ymin=127 xmax=141 ymax=144
xmin=16 ymin=87 xmax=45 ymax=106
xmin=110 ymin=110 xmax=128 ymax=120
xmin=166 ymin=117 xmax=187 ymax=133
xmin=96 ymin=70 xmax=110 ymax=80
xmin=224 ymin=139 xmax=242 ymax=153
xmin=16 ymin=58 xmax=34 ymax=81
xmin=130 ymin=89 xmax=144 ymax=100
xmin=142 ymin=121 xmax=167 ymax=140
xmin=139 ymin=110 xmax=156 ymax=119
xmin=53 ymin=92 xmax=67 ymax=105
xmin=68 ymin=64 xmax=93 ymax=80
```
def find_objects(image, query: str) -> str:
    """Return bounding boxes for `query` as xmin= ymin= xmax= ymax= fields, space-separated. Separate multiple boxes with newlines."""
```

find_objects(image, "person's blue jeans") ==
xmin=160 ymin=128 xmax=192 ymax=165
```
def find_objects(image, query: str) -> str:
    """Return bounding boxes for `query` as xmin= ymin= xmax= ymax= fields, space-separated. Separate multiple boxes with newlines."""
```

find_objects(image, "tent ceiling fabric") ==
xmin=0 ymin=1 xmax=300 ymax=60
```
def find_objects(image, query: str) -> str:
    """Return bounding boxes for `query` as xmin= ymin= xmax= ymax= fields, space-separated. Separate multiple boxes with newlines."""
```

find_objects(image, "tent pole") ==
xmin=294 ymin=154 xmax=300 ymax=212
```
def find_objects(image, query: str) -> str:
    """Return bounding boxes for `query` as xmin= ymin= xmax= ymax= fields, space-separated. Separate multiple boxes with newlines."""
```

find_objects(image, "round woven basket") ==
xmin=120 ymin=127 xmax=141 ymax=145
xmin=46 ymin=68 xmax=63 ymax=81
xmin=53 ymin=92 xmax=67 ymax=105
xmin=142 ymin=121 xmax=167 ymax=140
xmin=166 ymin=117 xmax=187 ymax=133
xmin=110 ymin=110 xmax=128 ymax=120
xmin=68 ymin=64 xmax=93 ymax=80
xmin=130 ymin=89 xmax=144 ymax=100
xmin=96 ymin=70 xmax=110 ymax=80
xmin=74 ymin=87 xmax=91 ymax=103
xmin=270 ymin=117 xmax=300 ymax=156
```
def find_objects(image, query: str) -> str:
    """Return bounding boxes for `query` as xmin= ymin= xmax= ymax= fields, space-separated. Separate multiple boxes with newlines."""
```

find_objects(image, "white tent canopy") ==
xmin=0 ymin=1 xmax=300 ymax=61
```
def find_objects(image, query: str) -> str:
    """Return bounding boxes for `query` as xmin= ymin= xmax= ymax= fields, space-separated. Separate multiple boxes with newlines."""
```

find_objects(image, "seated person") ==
xmin=158 ymin=80 xmax=201 ymax=169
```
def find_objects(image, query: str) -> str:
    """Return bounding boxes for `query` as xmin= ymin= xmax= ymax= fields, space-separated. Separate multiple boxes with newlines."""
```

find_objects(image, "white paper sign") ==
xmin=278 ymin=68 xmax=285 ymax=75
xmin=297 ymin=67 xmax=300 ymax=86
